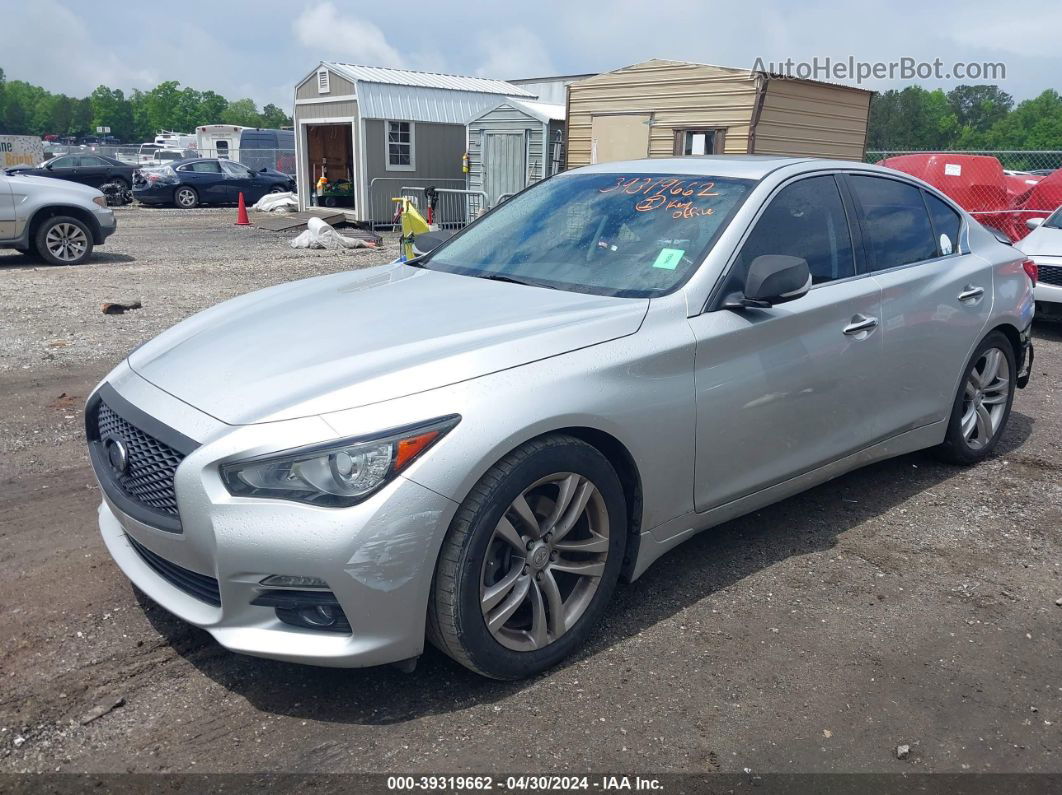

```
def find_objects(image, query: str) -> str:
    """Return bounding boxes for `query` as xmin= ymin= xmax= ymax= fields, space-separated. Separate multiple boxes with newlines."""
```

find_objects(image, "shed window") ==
xmin=674 ymin=128 xmax=726 ymax=156
xmin=317 ymin=69 xmax=330 ymax=94
xmin=386 ymin=121 xmax=415 ymax=171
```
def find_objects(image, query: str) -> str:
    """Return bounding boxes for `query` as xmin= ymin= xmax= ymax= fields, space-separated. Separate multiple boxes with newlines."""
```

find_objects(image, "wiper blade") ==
xmin=478 ymin=273 xmax=557 ymax=290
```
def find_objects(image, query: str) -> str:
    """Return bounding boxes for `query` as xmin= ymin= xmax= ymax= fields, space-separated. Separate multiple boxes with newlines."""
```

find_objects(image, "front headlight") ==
xmin=93 ymin=196 xmax=108 ymax=208
xmin=220 ymin=415 xmax=459 ymax=507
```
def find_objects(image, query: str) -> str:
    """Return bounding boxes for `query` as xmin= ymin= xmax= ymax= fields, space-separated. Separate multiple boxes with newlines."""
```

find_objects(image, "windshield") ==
xmin=1043 ymin=207 xmax=1062 ymax=229
xmin=425 ymin=172 xmax=755 ymax=297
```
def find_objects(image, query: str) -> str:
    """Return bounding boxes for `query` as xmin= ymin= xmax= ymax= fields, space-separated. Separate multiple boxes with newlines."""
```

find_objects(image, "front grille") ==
xmin=1038 ymin=264 xmax=1062 ymax=287
xmin=127 ymin=535 xmax=221 ymax=607
xmin=95 ymin=402 xmax=183 ymax=516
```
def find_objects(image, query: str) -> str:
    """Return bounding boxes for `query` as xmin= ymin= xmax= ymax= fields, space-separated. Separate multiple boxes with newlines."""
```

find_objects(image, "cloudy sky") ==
xmin=2 ymin=0 xmax=1060 ymax=107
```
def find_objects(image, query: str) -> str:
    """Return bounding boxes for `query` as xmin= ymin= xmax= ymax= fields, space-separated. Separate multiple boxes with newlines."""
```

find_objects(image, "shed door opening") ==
xmin=590 ymin=114 xmax=650 ymax=164
xmin=484 ymin=131 xmax=526 ymax=205
xmin=306 ymin=123 xmax=354 ymax=208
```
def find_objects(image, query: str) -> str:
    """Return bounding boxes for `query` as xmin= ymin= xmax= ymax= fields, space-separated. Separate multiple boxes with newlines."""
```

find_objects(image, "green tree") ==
xmin=980 ymin=90 xmax=1062 ymax=149
xmin=260 ymin=103 xmax=291 ymax=129
xmin=91 ymin=85 xmax=134 ymax=140
xmin=221 ymin=97 xmax=260 ymax=127
xmin=868 ymin=86 xmax=960 ymax=151
xmin=144 ymin=80 xmax=183 ymax=132
xmin=197 ymin=90 xmax=228 ymax=126
xmin=947 ymin=84 xmax=1013 ymax=136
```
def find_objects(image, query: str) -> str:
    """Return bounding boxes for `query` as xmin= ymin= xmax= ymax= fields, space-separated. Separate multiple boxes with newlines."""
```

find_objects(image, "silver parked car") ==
xmin=1017 ymin=209 xmax=1062 ymax=320
xmin=0 ymin=170 xmax=117 ymax=265
xmin=87 ymin=156 xmax=1034 ymax=679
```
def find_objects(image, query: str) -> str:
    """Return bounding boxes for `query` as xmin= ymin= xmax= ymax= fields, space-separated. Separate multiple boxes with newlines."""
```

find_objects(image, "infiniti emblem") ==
xmin=105 ymin=437 xmax=129 ymax=475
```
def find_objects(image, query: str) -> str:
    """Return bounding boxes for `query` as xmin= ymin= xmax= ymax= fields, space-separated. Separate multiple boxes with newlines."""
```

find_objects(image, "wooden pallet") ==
xmin=253 ymin=211 xmax=345 ymax=231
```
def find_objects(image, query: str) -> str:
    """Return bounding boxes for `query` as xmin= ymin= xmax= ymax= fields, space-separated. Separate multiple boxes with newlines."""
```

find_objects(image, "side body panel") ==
xmin=689 ymin=277 xmax=885 ymax=513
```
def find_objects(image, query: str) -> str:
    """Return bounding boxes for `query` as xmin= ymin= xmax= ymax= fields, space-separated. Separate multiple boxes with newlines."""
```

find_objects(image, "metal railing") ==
xmin=398 ymin=186 xmax=488 ymax=230
xmin=866 ymin=149 xmax=1061 ymax=242
xmin=367 ymin=177 xmax=467 ymax=228
xmin=42 ymin=144 xmax=297 ymax=175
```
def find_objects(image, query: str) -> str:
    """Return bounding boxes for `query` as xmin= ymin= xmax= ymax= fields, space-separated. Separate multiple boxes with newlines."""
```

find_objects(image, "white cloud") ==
xmin=951 ymin=7 xmax=1062 ymax=58
xmin=3 ymin=0 xmax=157 ymax=94
xmin=293 ymin=2 xmax=405 ymax=67
xmin=474 ymin=27 xmax=556 ymax=80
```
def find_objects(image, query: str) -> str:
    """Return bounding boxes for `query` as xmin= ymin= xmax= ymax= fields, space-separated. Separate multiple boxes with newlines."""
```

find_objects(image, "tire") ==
xmin=268 ymin=185 xmax=286 ymax=194
xmin=34 ymin=216 xmax=94 ymax=266
xmin=935 ymin=331 xmax=1016 ymax=465
xmin=428 ymin=434 xmax=627 ymax=679
xmin=173 ymin=186 xmax=199 ymax=209
xmin=109 ymin=177 xmax=130 ymax=191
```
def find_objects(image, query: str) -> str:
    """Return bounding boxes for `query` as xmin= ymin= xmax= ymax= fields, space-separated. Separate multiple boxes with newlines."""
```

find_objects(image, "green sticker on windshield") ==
xmin=652 ymin=248 xmax=684 ymax=270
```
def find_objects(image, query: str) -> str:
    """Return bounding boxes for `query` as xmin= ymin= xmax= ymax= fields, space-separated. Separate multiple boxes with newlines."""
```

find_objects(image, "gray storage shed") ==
xmin=466 ymin=98 xmax=566 ymax=206
xmin=292 ymin=62 xmax=533 ymax=221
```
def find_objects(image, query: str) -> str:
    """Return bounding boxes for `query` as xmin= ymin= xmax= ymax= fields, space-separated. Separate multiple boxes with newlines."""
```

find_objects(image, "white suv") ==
xmin=0 ymin=170 xmax=117 ymax=265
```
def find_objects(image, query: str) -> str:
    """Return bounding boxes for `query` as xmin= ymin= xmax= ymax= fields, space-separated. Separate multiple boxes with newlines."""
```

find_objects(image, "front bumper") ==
xmin=94 ymin=208 xmax=117 ymax=243
xmin=91 ymin=365 xmax=460 ymax=668
xmin=1034 ymin=280 xmax=1062 ymax=319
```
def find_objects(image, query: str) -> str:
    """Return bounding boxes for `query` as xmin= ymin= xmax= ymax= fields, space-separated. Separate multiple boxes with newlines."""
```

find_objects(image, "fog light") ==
xmin=259 ymin=574 xmax=329 ymax=589
xmin=250 ymin=589 xmax=351 ymax=634
xmin=300 ymin=604 xmax=339 ymax=627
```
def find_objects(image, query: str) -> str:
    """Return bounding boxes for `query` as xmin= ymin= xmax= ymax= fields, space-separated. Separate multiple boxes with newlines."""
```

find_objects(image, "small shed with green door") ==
xmin=466 ymin=98 xmax=566 ymax=207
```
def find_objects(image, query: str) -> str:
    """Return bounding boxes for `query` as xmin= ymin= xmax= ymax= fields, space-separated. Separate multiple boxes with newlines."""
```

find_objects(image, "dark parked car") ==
xmin=5 ymin=154 xmax=138 ymax=191
xmin=133 ymin=158 xmax=295 ymax=208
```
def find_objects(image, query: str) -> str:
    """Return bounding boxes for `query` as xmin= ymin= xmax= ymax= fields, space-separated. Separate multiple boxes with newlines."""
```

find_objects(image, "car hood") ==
xmin=5 ymin=172 xmax=102 ymax=197
xmin=128 ymin=263 xmax=649 ymax=425
xmin=1016 ymin=224 xmax=1062 ymax=257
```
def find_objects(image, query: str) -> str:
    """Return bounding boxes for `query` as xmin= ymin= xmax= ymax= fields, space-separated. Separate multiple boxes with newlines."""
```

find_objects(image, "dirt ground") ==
xmin=1 ymin=208 xmax=1060 ymax=775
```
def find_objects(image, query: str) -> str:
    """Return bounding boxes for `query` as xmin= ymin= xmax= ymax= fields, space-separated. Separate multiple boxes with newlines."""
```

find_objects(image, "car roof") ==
xmin=569 ymin=155 xmax=899 ymax=181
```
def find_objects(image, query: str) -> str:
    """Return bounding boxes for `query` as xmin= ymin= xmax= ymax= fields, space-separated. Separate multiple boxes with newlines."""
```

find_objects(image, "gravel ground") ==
xmin=0 ymin=205 xmax=398 ymax=374
xmin=0 ymin=208 xmax=1060 ymax=776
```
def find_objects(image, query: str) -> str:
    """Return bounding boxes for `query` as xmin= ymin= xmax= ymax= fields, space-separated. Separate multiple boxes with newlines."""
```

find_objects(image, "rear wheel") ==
xmin=173 ymin=186 xmax=199 ymax=208
xmin=936 ymin=331 xmax=1016 ymax=464
xmin=109 ymin=176 xmax=130 ymax=191
xmin=34 ymin=216 xmax=93 ymax=266
xmin=429 ymin=435 xmax=626 ymax=679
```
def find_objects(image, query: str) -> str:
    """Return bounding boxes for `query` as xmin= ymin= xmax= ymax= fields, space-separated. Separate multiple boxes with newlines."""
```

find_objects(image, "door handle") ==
xmin=843 ymin=314 xmax=879 ymax=336
xmin=958 ymin=285 xmax=985 ymax=302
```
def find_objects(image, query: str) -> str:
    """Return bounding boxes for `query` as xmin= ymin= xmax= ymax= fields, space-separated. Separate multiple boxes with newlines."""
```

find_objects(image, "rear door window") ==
xmin=188 ymin=161 xmax=223 ymax=174
xmin=848 ymin=175 xmax=937 ymax=270
xmin=923 ymin=191 xmax=963 ymax=257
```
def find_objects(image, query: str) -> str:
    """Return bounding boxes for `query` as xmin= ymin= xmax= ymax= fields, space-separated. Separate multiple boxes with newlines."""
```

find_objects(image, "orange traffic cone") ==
xmin=235 ymin=192 xmax=250 ymax=226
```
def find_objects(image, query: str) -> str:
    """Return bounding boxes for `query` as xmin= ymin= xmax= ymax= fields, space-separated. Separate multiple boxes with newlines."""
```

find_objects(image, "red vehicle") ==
xmin=880 ymin=153 xmax=1062 ymax=242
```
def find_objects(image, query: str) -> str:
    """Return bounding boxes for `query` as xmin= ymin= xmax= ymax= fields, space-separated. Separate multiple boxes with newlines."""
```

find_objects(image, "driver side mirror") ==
xmin=259 ymin=167 xmax=268 ymax=173
xmin=1026 ymin=217 xmax=1045 ymax=231
xmin=725 ymin=255 xmax=812 ymax=309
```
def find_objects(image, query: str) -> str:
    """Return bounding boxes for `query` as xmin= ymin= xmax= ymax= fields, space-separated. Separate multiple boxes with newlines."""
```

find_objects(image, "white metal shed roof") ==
xmin=319 ymin=62 xmax=535 ymax=124
xmin=325 ymin=63 xmax=533 ymax=96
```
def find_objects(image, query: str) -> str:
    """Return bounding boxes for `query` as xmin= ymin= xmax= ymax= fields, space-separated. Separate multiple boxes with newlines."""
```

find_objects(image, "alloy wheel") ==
xmin=44 ymin=222 xmax=88 ymax=263
xmin=175 ymin=188 xmax=196 ymax=208
xmin=961 ymin=346 xmax=1010 ymax=450
xmin=480 ymin=472 xmax=610 ymax=652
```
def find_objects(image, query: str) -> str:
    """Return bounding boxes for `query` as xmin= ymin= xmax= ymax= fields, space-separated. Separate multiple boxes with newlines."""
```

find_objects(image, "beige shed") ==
xmin=565 ymin=59 xmax=872 ymax=168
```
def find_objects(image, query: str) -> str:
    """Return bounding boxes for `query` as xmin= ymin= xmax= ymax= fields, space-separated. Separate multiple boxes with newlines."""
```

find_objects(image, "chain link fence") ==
xmin=867 ymin=150 xmax=1062 ymax=241
xmin=42 ymin=144 xmax=297 ymax=175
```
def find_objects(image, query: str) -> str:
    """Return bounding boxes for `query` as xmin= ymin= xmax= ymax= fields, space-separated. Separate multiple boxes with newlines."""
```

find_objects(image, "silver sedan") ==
xmin=86 ymin=156 xmax=1035 ymax=679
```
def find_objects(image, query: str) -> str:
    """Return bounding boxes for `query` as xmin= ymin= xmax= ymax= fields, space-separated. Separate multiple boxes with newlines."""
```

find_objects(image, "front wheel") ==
xmin=35 ymin=216 xmax=94 ymax=266
xmin=429 ymin=435 xmax=627 ymax=679
xmin=935 ymin=331 xmax=1016 ymax=464
xmin=173 ymin=185 xmax=199 ymax=208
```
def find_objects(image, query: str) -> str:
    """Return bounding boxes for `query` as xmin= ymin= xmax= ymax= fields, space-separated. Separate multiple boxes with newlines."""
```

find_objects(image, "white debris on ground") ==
xmin=289 ymin=216 xmax=376 ymax=250
xmin=252 ymin=192 xmax=298 ymax=213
